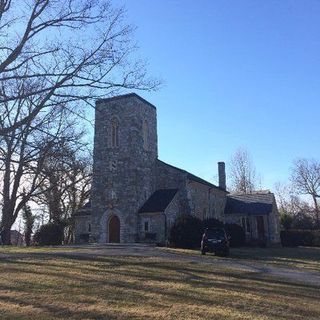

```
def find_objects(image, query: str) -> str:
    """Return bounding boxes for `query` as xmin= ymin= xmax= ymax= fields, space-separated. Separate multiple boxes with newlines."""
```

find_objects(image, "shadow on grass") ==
xmin=230 ymin=246 xmax=320 ymax=262
xmin=0 ymin=253 xmax=319 ymax=320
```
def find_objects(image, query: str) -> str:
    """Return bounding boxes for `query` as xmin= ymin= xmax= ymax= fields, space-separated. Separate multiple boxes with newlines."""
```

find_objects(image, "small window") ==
xmin=241 ymin=218 xmax=246 ymax=230
xmin=111 ymin=119 xmax=119 ymax=147
xmin=143 ymin=120 xmax=149 ymax=150
xmin=203 ymin=208 xmax=207 ymax=219
xmin=144 ymin=221 xmax=149 ymax=232
xmin=242 ymin=217 xmax=250 ymax=233
xmin=246 ymin=218 xmax=251 ymax=232
xmin=88 ymin=223 xmax=91 ymax=232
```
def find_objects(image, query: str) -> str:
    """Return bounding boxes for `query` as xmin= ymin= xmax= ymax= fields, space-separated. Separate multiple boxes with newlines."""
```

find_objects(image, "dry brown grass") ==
xmin=0 ymin=247 xmax=319 ymax=319
xmin=161 ymin=246 xmax=320 ymax=272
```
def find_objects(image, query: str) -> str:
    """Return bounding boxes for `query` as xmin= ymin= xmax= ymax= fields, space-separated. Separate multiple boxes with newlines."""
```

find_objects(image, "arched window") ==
xmin=111 ymin=118 xmax=119 ymax=147
xmin=143 ymin=120 xmax=148 ymax=150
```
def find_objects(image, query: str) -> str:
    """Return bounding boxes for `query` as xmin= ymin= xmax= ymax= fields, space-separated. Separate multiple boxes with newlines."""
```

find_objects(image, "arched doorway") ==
xmin=108 ymin=215 xmax=120 ymax=243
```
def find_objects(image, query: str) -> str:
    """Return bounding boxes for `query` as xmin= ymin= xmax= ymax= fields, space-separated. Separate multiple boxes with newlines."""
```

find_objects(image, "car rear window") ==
xmin=207 ymin=229 xmax=225 ymax=239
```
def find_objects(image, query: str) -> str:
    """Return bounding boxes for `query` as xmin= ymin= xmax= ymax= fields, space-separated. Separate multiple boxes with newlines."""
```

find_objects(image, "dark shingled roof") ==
xmin=157 ymin=159 xmax=227 ymax=192
xmin=96 ymin=92 xmax=156 ymax=109
xmin=139 ymin=189 xmax=178 ymax=213
xmin=225 ymin=193 xmax=275 ymax=216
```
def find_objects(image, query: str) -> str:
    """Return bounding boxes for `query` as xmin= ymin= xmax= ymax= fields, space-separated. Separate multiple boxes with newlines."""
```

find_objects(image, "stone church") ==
xmin=74 ymin=93 xmax=280 ymax=245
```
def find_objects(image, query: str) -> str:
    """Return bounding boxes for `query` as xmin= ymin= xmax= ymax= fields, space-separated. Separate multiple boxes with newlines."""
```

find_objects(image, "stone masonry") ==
xmin=74 ymin=93 xmax=280 ymax=245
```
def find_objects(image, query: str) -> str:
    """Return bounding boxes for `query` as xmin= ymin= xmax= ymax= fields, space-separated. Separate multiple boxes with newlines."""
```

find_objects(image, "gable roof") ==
xmin=139 ymin=189 xmax=178 ymax=213
xmin=225 ymin=192 xmax=275 ymax=215
xmin=96 ymin=92 xmax=156 ymax=110
xmin=157 ymin=159 xmax=227 ymax=192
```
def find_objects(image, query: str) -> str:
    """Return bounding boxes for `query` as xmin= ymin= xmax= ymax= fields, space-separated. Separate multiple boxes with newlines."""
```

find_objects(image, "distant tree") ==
xmin=229 ymin=148 xmax=258 ymax=193
xmin=291 ymin=212 xmax=314 ymax=230
xmin=291 ymin=159 xmax=320 ymax=228
xmin=275 ymin=182 xmax=303 ymax=216
xmin=22 ymin=204 xmax=35 ymax=246
xmin=275 ymin=181 xmax=316 ymax=229
xmin=35 ymin=142 xmax=91 ymax=243
xmin=0 ymin=104 xmax=82 ymax=244
xmin=279 ymin=213 xmax=293 ymax=230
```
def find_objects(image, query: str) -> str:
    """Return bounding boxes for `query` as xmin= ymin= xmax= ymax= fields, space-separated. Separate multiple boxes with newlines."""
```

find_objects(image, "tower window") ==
xmin=143 ymin=120 xmax=149 ymax=150
xmin=144 ymin=221 xmax=149 ymax=232
xmin=246 ymin=217 xmax=251 ymax=232
xmin=111 ymin=119 xmax=119 ymax=147
xmin=203 ymin=208 xmax=207 ymax=219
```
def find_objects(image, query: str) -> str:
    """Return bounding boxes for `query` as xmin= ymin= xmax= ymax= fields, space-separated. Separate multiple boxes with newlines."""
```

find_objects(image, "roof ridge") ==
xmin=157 ymin=159 xmax=227 ymax=192
xmin=96 ymin=92 xmax=156 ymax=109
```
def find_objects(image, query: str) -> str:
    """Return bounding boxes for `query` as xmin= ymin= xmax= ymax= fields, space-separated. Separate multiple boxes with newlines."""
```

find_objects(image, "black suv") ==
xmin=201 ymin=228 xmax=230 ymax=257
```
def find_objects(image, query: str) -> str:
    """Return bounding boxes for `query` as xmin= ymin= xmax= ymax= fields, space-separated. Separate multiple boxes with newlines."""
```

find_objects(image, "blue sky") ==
xmin=115 ymin=0 xmax=320 ymax=190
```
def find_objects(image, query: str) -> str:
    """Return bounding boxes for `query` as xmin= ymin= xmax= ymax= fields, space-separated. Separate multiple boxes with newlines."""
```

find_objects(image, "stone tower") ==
xmin=90 ymin=93 xmax=158 ymax=243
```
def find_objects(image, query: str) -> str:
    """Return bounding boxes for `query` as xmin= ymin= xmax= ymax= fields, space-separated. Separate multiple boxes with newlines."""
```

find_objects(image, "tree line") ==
xmin=228 ymin=148 xmax=320 ymax=230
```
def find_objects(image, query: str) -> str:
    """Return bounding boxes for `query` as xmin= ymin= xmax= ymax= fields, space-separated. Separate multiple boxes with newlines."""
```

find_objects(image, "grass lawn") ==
xmin=161 ymin=246 xmax=320 ymax=272
xmin=0 ymin=247 xmax=319 ymax=319
xmin=231 ymin=246 xmax=320 ymax=271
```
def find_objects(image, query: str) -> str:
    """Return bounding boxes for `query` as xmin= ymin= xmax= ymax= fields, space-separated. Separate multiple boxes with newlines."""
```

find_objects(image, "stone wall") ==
xmin=138 ymin=192 xmax=180 ymax=245
xmin=186 ymin=181 xmax=226 ymax=222
xmin=74 ymin=214 xmax=91 ymax=243
xmin=210 ymin=189 xmax=227 ymax=222
xmin=225 ymin=212 xmax=280 ymax=244
xmin=156 ymin=161 xmax=191 ymax=215
xmin=138 ymin=213 xmax=165 ymax=244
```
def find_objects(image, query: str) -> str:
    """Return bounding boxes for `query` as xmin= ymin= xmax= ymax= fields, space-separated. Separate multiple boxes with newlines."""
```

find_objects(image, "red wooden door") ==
xmin=109 ymin=216 xmax=120 ymax=243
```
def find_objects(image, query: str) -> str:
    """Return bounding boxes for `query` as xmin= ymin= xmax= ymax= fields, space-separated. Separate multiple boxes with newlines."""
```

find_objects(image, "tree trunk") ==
xmin=1 ymin=228 xmax=11 ymax=245
xmin=25 ymin=232 xmax=31 ymax=246
xmin=312 ymin=195 xmax=320 ymax=228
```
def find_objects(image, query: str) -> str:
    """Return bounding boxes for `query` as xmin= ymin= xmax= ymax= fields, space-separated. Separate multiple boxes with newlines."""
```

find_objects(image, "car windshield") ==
xmin=207 ymin=229 xmax=225 ymax=240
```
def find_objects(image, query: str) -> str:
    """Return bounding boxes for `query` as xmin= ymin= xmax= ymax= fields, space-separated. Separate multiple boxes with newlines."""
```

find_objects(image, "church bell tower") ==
xmin=90 ymin=93 xmax=158 ymax=243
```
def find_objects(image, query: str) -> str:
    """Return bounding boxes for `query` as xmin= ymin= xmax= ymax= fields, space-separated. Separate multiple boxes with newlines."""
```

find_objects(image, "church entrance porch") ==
xmin=108 ymin=215 xmax=120 ymax=243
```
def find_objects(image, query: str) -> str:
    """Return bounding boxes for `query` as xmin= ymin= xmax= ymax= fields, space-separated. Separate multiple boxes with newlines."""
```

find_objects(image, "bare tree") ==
xmin=0 ymin=99 xmax=79 ymax=244
xmin=291 ymin=159 xmax=320 ymax=228
xmin=22 ymin=203 xmax=35 ymax=246
xmin=274 ymin=182 xmax=302 ymax=216
xmin=229 ymin=148 xmax=258 ymax=194
xmin=0 ymin=0 xmax=159 ymax=135
xmin=35 ymin=142 xmax=91 ymax=243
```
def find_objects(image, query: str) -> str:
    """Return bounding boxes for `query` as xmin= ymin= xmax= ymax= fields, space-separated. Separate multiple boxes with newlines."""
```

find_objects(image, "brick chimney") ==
xmin=218 ymin=162 xmax=226 ymax=190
